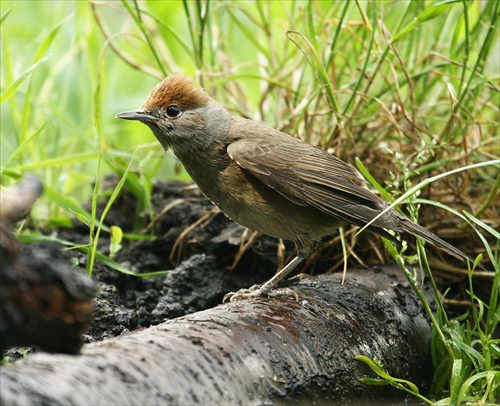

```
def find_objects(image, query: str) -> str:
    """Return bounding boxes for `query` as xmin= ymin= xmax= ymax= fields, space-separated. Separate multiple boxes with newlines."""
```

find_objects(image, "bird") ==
xmin=116 ymin=74 xmax=482 ymax=301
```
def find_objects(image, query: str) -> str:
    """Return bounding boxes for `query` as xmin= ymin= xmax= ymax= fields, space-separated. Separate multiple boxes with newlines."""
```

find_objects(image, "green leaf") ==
xmin=33 ymin=16 xmax=67 ymax=62
xmin=463 ymin=211 xmax=500 ymax=240
xmin=18 ymin=234 xmax=171 ymax=278
xmin=0 ymin=57 xmax=48 ymax=104
xmin=109 ymin=225 xmax=123 ymax=259
xmin=0 ymin=5 xmax=14 ymax=25
xmin=392 ymin=2 xmax=456 ymax=42
xmin=449 ymin=358 xmax=463 ymax=402
xmin=355 ymin=355 xmax=420 ymax=394
xmin=72 ymin=210 xmax=91 ymax=228
xmin=93 ymin=250 xmax=171 ymax=277
xmin=0 ymin=120 xmax=47 ymax=172
xmin=11 ymin=152 xmax=96 ymax=171
xmin=456 ymin=371 xmax=500 ymax=404
xmin=355 ymin=356 xmax=391 ymax=380
xmin=359 ymin=378 xmax=391 ymax=386
xmin=355 ymin=158 xmax=395 ymax=203
xmin=43 ymin=185 xmax=93 ymax=226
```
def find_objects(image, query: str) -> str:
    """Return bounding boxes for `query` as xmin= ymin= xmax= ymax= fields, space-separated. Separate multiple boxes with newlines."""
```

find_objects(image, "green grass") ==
xmin=1 ymin=0 xmax=499 ymax=403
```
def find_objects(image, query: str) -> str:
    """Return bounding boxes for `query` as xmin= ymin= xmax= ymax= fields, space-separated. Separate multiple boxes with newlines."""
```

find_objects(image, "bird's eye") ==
xmin=166 ymin=105 xmax=182 ymax=119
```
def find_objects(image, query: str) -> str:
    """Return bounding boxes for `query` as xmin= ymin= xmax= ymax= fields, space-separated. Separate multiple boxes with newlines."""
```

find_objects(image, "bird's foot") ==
xmin=223 ymin=284 xmax=299 ymax=302
xmin=277 ymin=273 xmax=312 ymax=286
xmin=222 ymin=274 xmax=312 ymax=302
xmin=223 ymin=255 xmax=308 ymax=302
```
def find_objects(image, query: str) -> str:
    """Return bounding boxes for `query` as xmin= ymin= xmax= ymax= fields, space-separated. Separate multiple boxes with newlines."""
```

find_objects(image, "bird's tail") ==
xmin=396 ymin=215 xmax=484 ymax=270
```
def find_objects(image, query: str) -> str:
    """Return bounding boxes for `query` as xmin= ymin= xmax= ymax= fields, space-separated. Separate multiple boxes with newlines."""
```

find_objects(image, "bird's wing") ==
xmin=227 ymin=137 xmax=398 ymax=241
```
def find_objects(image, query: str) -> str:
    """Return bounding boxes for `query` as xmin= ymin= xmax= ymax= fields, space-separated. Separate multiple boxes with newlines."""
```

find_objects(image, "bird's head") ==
xmin=116 ymin=75 xmax=222 ymax=151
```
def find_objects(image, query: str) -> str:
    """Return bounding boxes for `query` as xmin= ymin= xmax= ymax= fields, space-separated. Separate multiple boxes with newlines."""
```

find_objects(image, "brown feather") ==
xmin=227 ymin=135 xmax=482 ymax=267
xmin=142 ymin=75 xmax=212 ymax=111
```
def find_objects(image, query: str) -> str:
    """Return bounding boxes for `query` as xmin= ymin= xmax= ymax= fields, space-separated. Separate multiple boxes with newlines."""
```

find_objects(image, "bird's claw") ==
xmin=278 ymin=273 xmax=312 ymax=286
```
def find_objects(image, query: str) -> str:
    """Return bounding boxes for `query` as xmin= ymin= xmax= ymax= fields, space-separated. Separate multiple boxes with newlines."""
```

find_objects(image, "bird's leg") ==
xmin=223 ymin=254 xmax=307 ymax=302
xmin=257 ymin=255 xmax=305 ymax=291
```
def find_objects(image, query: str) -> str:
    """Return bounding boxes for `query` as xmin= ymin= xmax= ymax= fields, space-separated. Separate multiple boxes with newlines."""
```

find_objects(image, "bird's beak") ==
xmin=115 ymin=110 xmax=157 ymax=124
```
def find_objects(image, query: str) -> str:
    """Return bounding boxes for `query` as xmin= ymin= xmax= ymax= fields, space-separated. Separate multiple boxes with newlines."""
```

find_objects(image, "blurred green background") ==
xmin=1 ymin=1 xmax=498 ymax=227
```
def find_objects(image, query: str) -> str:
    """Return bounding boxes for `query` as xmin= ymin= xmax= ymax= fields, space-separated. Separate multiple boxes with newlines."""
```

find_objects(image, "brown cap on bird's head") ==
xmin=141 ymin=75 xmax=212 ymax=111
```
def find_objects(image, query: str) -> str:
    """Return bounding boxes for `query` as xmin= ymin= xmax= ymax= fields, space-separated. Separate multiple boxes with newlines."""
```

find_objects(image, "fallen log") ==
xmin=0 ymin=175 xmax=96 ymax=354
xmin=0 ymin=266 xmax=433 ymax=405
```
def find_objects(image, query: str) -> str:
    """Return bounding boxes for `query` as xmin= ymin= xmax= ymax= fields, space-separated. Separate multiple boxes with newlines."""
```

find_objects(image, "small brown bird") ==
xmin=117 ymin=75 xmax=480 ymax=300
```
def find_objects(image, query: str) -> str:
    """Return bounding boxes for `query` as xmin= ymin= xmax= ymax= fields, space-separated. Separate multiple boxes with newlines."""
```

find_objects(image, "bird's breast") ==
xmin=174 ymin=148 xmax=343 ymax=249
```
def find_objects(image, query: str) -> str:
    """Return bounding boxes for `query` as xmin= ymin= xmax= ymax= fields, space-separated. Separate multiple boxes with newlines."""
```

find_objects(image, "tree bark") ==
xmin=0 ymin=266 xmax=433 ymax=405
xmin=0 ymin=175 xmax=96 ymax=354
